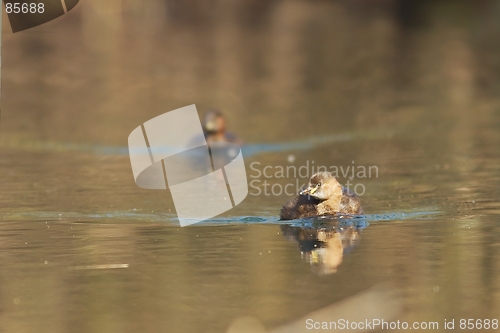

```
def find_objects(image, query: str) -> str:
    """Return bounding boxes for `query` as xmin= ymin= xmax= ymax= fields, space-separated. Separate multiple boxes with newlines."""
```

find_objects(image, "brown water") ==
xmin=1 ymin=1 xmax=500 ymax=332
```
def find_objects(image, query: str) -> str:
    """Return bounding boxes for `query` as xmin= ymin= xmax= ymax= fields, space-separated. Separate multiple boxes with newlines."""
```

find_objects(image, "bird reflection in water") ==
xmin=281 ymin=217 xmax=367 ymax=275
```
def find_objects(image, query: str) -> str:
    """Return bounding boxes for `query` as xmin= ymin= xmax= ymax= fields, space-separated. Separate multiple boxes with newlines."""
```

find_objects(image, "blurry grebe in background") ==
xmin=202 ymin=110 xmax=243 ymax=145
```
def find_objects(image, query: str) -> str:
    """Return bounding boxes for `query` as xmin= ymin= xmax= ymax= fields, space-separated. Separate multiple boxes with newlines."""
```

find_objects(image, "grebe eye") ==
xmin=317 ymin=183 xmax=321 ymax=187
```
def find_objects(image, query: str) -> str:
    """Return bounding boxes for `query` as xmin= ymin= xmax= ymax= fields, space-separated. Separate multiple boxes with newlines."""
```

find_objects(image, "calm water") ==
xmin=1 ymin=1 xmax=500 ymax=332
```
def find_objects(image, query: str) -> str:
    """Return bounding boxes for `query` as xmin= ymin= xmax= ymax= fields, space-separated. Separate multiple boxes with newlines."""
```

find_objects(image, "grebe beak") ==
xmin=300 ymin=186 xmax=317 ymax=196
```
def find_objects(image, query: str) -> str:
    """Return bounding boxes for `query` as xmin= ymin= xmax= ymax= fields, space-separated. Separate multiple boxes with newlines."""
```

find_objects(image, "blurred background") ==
xmin=0 ymin=0 xmax=500 ymax=332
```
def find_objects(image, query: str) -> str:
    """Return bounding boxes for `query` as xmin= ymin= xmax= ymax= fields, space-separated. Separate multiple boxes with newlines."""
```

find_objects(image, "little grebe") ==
xmin=202 ymin=110 xmax=242 ymax=145
xmin=280 ymin=172 xmax=363 ymax=220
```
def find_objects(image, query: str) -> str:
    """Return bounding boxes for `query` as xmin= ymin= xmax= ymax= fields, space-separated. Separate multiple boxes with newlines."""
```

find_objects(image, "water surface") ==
xmin=1 ymin=1 xmax=500 ymax=332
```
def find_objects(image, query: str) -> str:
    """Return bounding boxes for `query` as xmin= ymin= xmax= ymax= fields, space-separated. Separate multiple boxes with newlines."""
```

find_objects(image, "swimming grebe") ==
xmin=202 ymin=110 xmax=242 ymax=145
xmin=280 ymin=172 xmax=363 ymax=220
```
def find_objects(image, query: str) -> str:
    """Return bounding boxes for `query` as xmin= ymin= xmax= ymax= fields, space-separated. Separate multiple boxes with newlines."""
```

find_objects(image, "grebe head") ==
xmin=300 ymin=172 xmax=342 ymax=200
xmin=203 ymin=110 xmax=226 ymax=135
